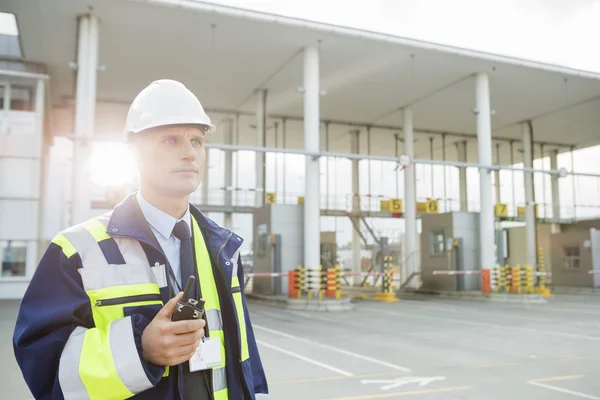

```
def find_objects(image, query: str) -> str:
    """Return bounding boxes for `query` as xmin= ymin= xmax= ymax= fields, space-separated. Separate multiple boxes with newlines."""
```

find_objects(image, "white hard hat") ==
xmin=123 ymin=79 xmax=216 ymax=139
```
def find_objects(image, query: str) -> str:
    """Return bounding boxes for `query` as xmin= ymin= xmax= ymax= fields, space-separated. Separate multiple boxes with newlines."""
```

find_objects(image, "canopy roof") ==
xmin=4 ymin=0 xmax=600 ymax=164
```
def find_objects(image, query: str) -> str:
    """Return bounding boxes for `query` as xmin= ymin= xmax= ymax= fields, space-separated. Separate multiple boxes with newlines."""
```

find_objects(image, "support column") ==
xmin=71 ymin=14 xmax=98 ymax=225
xmin=224 ymin=118 xmax=233 ymax=228
xmin=550 ymin=149 xmax=560 ymax=220
xmin=495 ymin=143 xmax=501 ymax=205
xmin=522 ymin=122 xmax=537 ymax=267
xmin=404 ymin=107 xmax=417 ymax=285
xmin=303 ymin=46 xmax=320 ymax=271
xmin=475 ymin=72 xmax=494 ymax=272
xmin=351 ymin=130 xmax=361 ymax=282
xmin=35 ymin=78 xmax=46 ymax=268
xmin=255 ymin=88 xmax=267 ymax=208
xmin=456 ymin=141 xmax=468 ymax=211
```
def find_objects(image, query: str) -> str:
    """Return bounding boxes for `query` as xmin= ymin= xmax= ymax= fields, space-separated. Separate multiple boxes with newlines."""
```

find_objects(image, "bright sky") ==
xmin=211 ymin=0 xmax=600 ymax=73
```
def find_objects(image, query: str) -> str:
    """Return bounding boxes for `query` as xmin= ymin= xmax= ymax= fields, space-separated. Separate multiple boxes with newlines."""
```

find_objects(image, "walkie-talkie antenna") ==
xmin=182 ymin=275 xmax=195 ymax=302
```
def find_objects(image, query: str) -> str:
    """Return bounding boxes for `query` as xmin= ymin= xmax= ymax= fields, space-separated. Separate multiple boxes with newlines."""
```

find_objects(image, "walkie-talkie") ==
xmin=172 ymin=276 xmax=205 ymax=321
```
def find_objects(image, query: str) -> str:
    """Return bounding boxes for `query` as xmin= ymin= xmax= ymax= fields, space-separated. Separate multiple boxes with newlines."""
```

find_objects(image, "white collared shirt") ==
xmin=136 ymin=191 xmax=191 ymax=288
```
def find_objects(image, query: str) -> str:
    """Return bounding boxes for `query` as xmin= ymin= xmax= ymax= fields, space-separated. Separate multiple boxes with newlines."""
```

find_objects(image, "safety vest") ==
xmin=52 ymin=211 xmax=248 ymax=400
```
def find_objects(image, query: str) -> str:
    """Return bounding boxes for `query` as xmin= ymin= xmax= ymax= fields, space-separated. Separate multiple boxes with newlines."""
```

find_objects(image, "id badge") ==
xmin=189 ymin=338 xmax=222 ymax=372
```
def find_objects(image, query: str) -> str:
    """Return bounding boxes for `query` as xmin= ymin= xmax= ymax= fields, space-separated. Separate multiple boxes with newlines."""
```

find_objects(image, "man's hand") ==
xmin=141 ymin=292 xmax=206 ymax=366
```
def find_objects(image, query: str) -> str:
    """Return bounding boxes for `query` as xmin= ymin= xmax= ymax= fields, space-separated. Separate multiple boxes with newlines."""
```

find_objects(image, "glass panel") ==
xmin=430 ymin=231 xmax=445 ymax=256
xmin=1 ymin=240 xmax=27 ymax=277
xmin=0 ymin=85 xmax=5 ymax=109
xmin=10 ymin=84 xmax=33 ymax=111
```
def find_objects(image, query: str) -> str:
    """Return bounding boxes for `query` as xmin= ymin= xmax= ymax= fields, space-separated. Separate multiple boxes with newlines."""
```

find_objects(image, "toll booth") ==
xmin=420 ymin=212 xmax=489 ymax=292
xmin=252 ymin=204 xmax=340 ymax=296
xmin=252 ymin=204 xmax=306 ymax=296
xmin=549 ymin=227 xmax=600 ymax=288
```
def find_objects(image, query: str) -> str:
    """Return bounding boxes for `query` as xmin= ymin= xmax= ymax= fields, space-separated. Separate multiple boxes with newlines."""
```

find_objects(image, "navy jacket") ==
xmin=13 ymin=194 xmax=269 ymax=399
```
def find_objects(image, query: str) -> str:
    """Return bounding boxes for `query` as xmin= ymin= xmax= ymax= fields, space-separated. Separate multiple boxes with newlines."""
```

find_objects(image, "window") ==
xmin=563 ymin=246 xmax=580 ymax=270
xmin=429 ymin=230 xmax=446 ymax=256
xmin=10 ymin=84 xmax=33 ymax=111
xmin=256 ymin=223 xmax=268 ymax=257
xmin=1 ymin=240 xmax=27 ymax=277
xmin=0 ymin=85 xmax=5 ymax=109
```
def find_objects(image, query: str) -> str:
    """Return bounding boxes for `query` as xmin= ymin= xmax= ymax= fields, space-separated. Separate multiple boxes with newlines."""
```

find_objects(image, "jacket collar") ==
xmin=107 ymin=192 xmax=243 ymax=255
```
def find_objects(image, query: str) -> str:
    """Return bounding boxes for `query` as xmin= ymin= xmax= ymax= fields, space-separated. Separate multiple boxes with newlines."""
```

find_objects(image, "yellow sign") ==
xmin=495 ymin=203 xmax=508 ymax=217
xmin=517 ymin=204 xmax=538 ymax=217
xmin=425 ymin=199 xmax=439 ymax=214
xmin=298 ymin=196 xmax=304 ymax=205
xmin=388 ymin=198 xmax=403 ymax=213
xmin=266 ymin=192 xmax=277 ymax=204
xmin=380 ymin=200 xmax=389 ymax=211
xmin=417 ymin=200 xmax=439 ymax=213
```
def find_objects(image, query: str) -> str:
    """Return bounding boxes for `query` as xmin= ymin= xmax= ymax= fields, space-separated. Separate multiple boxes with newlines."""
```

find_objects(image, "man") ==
xmin=13 ymin=79 xmax=269 ymax=399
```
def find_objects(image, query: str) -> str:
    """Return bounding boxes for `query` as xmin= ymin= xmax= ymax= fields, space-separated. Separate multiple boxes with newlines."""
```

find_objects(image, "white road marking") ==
xmin=363 ymin=307 xmax=600 ymax=341
xmin=362 ymin=376 xmax=446 ymax=390
xmin=529 ymin=381 xmax=600 ymax=399
xmin=256 ymin=339 xmax=354 ymax=377
xmin=253 ymin=324 xmax=412 ymax=372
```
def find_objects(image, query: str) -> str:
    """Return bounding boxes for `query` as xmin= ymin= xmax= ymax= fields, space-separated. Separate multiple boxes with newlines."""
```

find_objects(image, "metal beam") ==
xmin=203 ymin=143 xmax=598 ymax=178
xmin=61 ymin=97 xmax=577 ymax=149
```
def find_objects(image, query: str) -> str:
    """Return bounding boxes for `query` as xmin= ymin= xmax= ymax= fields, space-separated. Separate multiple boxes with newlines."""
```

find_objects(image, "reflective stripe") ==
xmin=115 ymin=238 xmax=149 ymax=265
xmin=79 ymin=264 xmax=158 ymax=291
xmin=212 ymin=367 xmax=227 ymax=392
xmin=231 ymin=276 xmax=240 ymax=288
xmin=80 ymin=323 xmax=133 ymax=399
xmin=95 ymin=214 xmax=149 ymax=266
xmin=214 ymin=388 xmax=229 ymax=400
xmin=62 ymin=225 xmax=108 ymax=269
xmin=58 ymin=327 xmax=90 ymax=400
xmin=207 ymin=309 xmax=223 ymax=330
xmin=233 ymin=292 xmax=249 ymax=361
xmin=110 ymin=317 xmax=154 ymax=394
xmin=52 ymin=234 xmax=77 ymax=258
xmin=84 ymin=219 xmax=111 ymax=242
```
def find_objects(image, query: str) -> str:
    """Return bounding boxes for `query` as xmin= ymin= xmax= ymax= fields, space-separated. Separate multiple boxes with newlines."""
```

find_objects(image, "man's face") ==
xmin=130 ymin=125 xmax=206 ymax=199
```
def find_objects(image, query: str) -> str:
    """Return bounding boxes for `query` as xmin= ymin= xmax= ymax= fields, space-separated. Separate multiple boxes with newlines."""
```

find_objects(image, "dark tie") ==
xmin=172 ymin=220 xmax=211 ymax=399
xmin=172 ymin=220 xmax=197 ymax=299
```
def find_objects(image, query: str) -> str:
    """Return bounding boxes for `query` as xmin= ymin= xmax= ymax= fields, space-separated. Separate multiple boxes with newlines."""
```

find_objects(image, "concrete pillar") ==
xmin=550 ymin=149 xmax=560 ymax=220
xmin=35 ymin=78 xmax=46 ymax=265
xmin=522 ymin=122 xmax=537 ymax=267
xmin=456 ymin=141 xmax=468 ymax=211
xmin=303 ymin=46 xmax=320 ymax=271
xmin=71 ymin=14 xmax=98 ymax=225
xmin=255 ymin=89 xmax=267 ymax=208
xmin=495 ymin=143 xmax=501 ymax=205
xmin=224 ymin=118 xmax=233 ymax=228
xmin=351 ymin=130 xmax=361 ymax=282
xmin=475 ymin=72 xmax=494 ymax=271
xmin=404 ymin=107 xmax=417 ymax=283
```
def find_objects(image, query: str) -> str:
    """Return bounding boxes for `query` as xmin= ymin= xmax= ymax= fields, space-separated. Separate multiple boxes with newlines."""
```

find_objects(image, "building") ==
xmin=2 ymin=0 xmax=600 ymax=298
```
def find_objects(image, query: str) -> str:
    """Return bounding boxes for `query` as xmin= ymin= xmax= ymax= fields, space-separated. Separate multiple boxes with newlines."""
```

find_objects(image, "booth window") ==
xmin=1 ymin=240 xmax=27 ymax=277
xmin=429 ymin=230 xmax=445 ymax=256
xmin=562 ymin=246 xmax=580 ymax=270
xmin=10 ymin=84 xmax=33 ymax=111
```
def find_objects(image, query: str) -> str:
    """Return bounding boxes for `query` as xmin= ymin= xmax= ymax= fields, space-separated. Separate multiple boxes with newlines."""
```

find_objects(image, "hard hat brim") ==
xmin=125 ymin=119 xmax=217 ymax=138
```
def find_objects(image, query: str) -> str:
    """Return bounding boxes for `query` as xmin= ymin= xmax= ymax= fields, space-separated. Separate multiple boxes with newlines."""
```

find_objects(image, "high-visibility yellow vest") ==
xmin=51 ymin=212 xmax=249 ymax=400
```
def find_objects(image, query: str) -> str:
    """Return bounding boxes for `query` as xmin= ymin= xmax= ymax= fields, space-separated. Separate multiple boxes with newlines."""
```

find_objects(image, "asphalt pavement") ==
xmin=3 ymin=294 xmax=600 ymax=399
